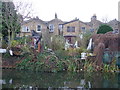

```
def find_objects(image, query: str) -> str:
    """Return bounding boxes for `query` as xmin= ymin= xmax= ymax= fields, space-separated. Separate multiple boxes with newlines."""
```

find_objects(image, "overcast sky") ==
xmin=13 ymin=0 xmax=120 ymax=22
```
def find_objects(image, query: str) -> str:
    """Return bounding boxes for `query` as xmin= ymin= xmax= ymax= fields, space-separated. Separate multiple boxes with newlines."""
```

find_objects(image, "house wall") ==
xmin=79 ymin=21 xmax=92 ymax=33
xmin=63 ymin=20 xmax=92 ymax=37
xmin=118 ymin=22 xmax=120 ymax=34
xmin=20 ymin=20 xmax=48 ymax=37
xmin=20 ymin=16 xmax=120 ymax=46
xmin=63 ymin=20 xmax=80 ymax=36
xmin=48 ymin=18 xmax=64 ymax=36
xmin=108 ymin=20 xmax=119 ymax=30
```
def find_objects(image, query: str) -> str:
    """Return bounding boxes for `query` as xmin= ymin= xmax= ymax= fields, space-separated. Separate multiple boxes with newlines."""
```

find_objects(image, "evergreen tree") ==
xmin=97 ymin=24 xmax=113 ymax=34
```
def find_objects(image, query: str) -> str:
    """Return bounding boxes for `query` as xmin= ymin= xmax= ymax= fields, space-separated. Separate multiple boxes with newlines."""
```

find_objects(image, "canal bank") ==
xmin=1 ymin=49 xmax=120 ymax=73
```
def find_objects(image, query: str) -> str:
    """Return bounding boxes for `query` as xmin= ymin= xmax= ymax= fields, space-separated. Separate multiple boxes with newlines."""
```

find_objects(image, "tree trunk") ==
xmin=8 ymin=29 xmax=11 ymax=48
xmin=11 ymin=31 xmax=15 ymax=41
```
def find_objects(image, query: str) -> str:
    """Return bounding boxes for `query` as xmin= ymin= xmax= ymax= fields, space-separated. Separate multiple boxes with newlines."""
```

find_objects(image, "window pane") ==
xmin=81 ymin=27 xmax=85 ymax=30
xmin=37 ymin=25 xmax=41 ymax=31
xmin=27 ymin=27 xmax=29 ymax=31
xmin=59 ymin=25 xmax=63 ymax=31
xmin=81 ymin=27 xmax=86 ymax=32
xmin=90 ymin=29 xmax=94 ymax=32
xmin=72 ymin=27 xmax=75 ymax=32
xmin=67 ymin=26 xmax=75 ymax=32
xmin=22 ymin=26 xmax=29 ymax=32
xmin=49 ymin=24 xmax=54 ymax=32
xmin=67 ymin=26 xmax=70 ymax=32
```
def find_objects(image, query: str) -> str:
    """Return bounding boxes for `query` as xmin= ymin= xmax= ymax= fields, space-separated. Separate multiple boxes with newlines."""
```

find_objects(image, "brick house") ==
xmin=20 ymin=17 xmax=48 ymax=37
xmin=62 ymin=19 xmax=80 ymax=44
xmin=47 ymin=13 xmax=64 ymax=43
xmin=20 ymin=14 xmax=64 ymax=47
xmin=62 ymin=19 xmax=92 ymax=44
xmin=20 ymin=14 xmax=119 ymax=46
xmin=85 ymin=14 xmax=103 ymax=33
xmin=119 ymin=22 xmax=120 ymax=34
xmin=48 ymin=13 xmax=64 ymax=36
xmin=107 ymin=19 xmax=119 ymax=33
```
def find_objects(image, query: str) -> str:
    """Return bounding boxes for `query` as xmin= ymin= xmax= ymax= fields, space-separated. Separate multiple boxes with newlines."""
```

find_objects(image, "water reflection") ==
xmin=2 ymin=69 xmax=120 ymax=89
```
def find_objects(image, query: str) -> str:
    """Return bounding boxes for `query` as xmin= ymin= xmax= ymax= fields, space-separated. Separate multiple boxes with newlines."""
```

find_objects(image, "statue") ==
xmin=74 ymin=41 xmax=79 ymax=48
xmin=65 ymin=40 xmax=70 ymax=50
xmin=87 ymin=38 xmax=93 ymax=50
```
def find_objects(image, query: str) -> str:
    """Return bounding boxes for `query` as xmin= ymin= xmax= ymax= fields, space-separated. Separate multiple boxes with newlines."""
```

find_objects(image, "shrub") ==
xmin=51 ymin=35 xmax=65 ymax=51
xmin=81 ymin=31 xmax=92 ymax=48
xmin=102 ymin=59 xmax=119 ymax=72
xmin=21 ymin=45 xmax=31 ymax=53
xmin=2 ymin=40 xmax=8 ymax=48
xmin=55 ymin=50 xmax=69 ymax=59
xmin=97 ymin=24 xmax=113 ymax=34
xmin=3 ymin=52 xmax=11 ymax=58
xmin=11 ymin=40 xmax=19 ymax=47
xmin=16 ymin=56 xmax=32 ymax=70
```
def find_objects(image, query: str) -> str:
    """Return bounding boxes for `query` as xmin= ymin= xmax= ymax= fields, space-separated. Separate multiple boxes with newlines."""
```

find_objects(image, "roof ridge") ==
xmin=62 ymin=19 xmax=79 ymax=25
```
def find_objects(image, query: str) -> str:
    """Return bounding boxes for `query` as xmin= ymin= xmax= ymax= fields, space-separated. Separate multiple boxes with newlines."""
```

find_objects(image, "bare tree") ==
xmin=101 ymin=16 xmax=109 ymax=23
xmin=1 ymin=1 xmax=34 ymax=48
xmin=14 ymin=1 xmax=35 ymax=20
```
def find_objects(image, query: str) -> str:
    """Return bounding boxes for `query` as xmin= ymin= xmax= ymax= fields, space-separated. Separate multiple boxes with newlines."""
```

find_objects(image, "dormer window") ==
xmin=49 ymin=24 xmax=54 ymax=32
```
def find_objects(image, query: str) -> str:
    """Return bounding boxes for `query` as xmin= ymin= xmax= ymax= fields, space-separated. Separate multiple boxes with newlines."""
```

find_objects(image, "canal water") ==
xmin=1 ymin=69 xmax=120 ymax=89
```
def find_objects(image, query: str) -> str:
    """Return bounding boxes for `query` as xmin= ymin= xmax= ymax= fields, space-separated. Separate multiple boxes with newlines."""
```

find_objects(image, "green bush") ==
xmin=102 ymin=59 xmax=119 ymax=72
xmin=81 ymin=31 xmax=92 ymax=48
xmin=2 ymin=40 xmax=8 ymax=49
xmin=51 ymin=35 xmax=65 ymax=51
xmin=97 ymin=24 xmax=113 ymax=34
xmin=3 ymin=52 xmax=11 ymax=58
xmin=11 ymin=40 xmax=19 ymax=47
xmin=16 ymin=56 xmax=32 ymax=70
xmin=21 ymin=45 xmax=31 ymax=53
xmin=55 ymin=50 xmax=69 ymax=59
xmin=67 ymin=60 xmax=77 ymax=72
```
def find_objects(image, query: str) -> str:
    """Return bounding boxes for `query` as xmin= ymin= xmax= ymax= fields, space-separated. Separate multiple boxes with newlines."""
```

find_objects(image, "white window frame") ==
xmin=22 ymin=26 xmax=30 ymax=32
xmin=36 ymin=24 xmax=42 ymax=32
xmin=59 ymin=24 xmax=63 ymax=31
xmin=22 ymin=26 xmax=26 ymax=32
xmin=26 ymin=26 xmax=30 ymax=32
xmin=49 ymin=24 xmax=54 ymax=32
